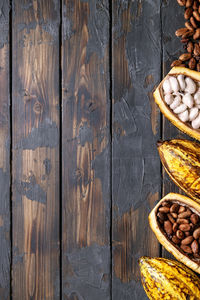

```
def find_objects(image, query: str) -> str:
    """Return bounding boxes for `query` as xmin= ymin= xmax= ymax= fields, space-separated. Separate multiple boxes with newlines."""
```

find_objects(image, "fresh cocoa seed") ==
xmin=193 ymin=227 xmax=200 ymax=239
xmin=193 ymin=10 xmax=200 ymax=20
xmin=172 ymin=236 xmax=181 ymax=244
xmin=177 ymin=0 xmax=186 ymax=5
xmin=167 ymin=213 xmax=175 ymax=224
xmin=179 ymin=224 xmax=191 ymax=231
xmin=191 ymin=240 xmax=199 ymax=253
xmin=178 ymin=209 xmax=192 ymax=218
xmin=162 ymin=201 xmax=171 ymax=208
xmin=193 ymin=28 xmax=200 ymax=39
xmin=191 ymin=214 xmax=199 ymax=224
xmin=159 ymin=206 xmax=170 ymax=213
xmin=179 ymin=53 xmax=192 ymax=61
xmin=189 ymin=57 xmax=196 ymax=69
xmin=171 ymin=60 xmax=183 ymax=67
xmin=170 ymin=203 xmax=180 ymax=213
xmin=194 ymin=43 xmax=200 ymax=56
xmin=181 ymin=235 xmax=194 ymax=245
xmin=178 ymin=206 xmax=186 ymax=213
xmin=190 ymin=16 xmax=198 ymax=28
xmin=173 ymin=223 xmax=178 ymax=232
xmin=164 ymin=220 xmax=173 ymax=235
xmin=157 ymin=212 xmax=167 ymax=221
xmin=185 ymin=7 xmax=193 ymax=19
xmin=177 ymin=218 xmax=189 ymax=224
xmin=171 ymin=213 xmax=178 ymax=219
xmin=180 ymin=244 xmax=193 ymax=253
xmin=187 ymin=41 xmax=194 ymax=53
xmin=185 ymin=21 xmax=194 ymax=31
xmin=176 ymin=230 xmax=185 ymax=239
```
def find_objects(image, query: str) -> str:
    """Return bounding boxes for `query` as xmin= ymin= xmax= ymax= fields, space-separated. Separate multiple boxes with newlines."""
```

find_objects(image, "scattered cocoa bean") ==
xmin=181 ymin=38 xmax=189 ymax=43
xmin=187 ymin=41 xmax=194 ymax=53
xmin=179 ymin=224 xmax=191 ymax=231
xmin=190 ymin=16 xmax=198 ymax=28
xmin=193 ymin=9 xmax=200 ymax=20
xmin=191 ymin=240 xmax=199 ymax=253
xmin=176 ymin=230 xmax=185 ymax=239
xmin=181 ymin=235 xmax=194 ymax=244
xmin=185 ymin=7 xmax=193 ymax=19
xmin=164 ymin=220 xmax=173 ymax=236
xmin=171 ymin=60 xmax=183 ymax=67
xmin=193 ymin=28 xmax=200 ymax=39
xmin=194 ymin=43 xmax=200 ymax=56
xmin=179 ymin=52 xmax=192 ymax=61
xmin=185 ymin=21 xmax=194 ymax=30
xmin=190 ymin=214 xmax=199 ymax=224
xmin=193 ymin=227 xmax=200 ymax=239
xmin=180 ymin=244 xmax=193 ymax=253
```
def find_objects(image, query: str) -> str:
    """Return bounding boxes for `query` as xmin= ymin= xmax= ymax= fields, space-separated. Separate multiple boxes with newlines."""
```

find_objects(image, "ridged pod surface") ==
xmin=158 ymin=139 xmax=200 ymax=202
xmin=139 ymin=256 xmax=200 ymax=300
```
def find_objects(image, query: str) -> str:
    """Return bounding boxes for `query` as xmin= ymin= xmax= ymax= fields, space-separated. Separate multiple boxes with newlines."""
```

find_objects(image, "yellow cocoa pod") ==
xmin=139 ymin=256 xmax=200 ymax=300
xmin=157 ymin=139 xmax=200 ymax=202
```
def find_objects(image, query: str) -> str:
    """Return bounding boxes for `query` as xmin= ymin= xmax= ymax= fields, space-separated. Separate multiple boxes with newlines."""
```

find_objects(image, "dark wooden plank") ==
xmin=0 ymin=1 xmax=10 ymax=299
xmin=61 ymin=1 xmax=110 ymax=299
xmin=161 ymin=0 xmax=191 ymax=259
xmin=12 ymin=1 xmax=60 ymax=299
xmin=112 ymin=1 xmax=161 ymax=299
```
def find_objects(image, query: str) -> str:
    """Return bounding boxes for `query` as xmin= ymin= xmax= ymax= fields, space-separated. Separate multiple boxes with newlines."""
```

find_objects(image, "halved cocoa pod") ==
xmin=153 ymin=67 xmax=200 ymax=141
xmin=149 ymin=193 xmax=200 ymax=274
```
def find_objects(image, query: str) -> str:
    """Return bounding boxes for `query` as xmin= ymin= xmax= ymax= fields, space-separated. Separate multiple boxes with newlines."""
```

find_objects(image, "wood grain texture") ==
xmin=12 ymin=1 xmax=60 ymax=299
xmin=0 ymin=1 xmax=10 ymax=299
xmin=161 ymin=0 xmax=192 ymax=259
xmin=112 ymin=1 xmax=161 ymax=299
xmin=62 ymin=1 xmax=110 ymax=299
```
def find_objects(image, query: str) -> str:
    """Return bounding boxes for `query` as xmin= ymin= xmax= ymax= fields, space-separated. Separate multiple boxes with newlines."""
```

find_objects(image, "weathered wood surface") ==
xmin=0 ymin=0 xmax=10 ymax=299
xmin=12 ymin=0 xmax=60 ymax=299
xmin=61 ymin=1 xmax=110 ymax=299
xmin=112 ymin=1 xmax=161 ymax=299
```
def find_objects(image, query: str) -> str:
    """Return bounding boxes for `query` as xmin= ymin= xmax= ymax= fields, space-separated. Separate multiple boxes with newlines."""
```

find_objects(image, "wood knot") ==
xmin=33 ymin=101 xmax=43 ymax=114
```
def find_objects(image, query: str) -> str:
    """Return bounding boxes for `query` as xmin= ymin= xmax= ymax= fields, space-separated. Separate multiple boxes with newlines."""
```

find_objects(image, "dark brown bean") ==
xmin=171 ymin=60 xmax=183 ymax=67
xmin=167 ymin=214 xmax=175 ymax=224
xmin=178 ymin=206 xmax=186 ymax=213
xmin=185 ymin=7 xmax=193 ymax=19
xmin=173 ymin=223 xmax=178 ymax=232
xmin=178 ymin=209 xmax=192 ymax=219
xmin=170 ymin=203 xmax=180 ymax=213
xmin=185 ymin=21 xmax=194 ymax=31
xmin=164 ymin=220 xmax=173 ymax=236
xmin=194 ymin=43 xmax=200 ymax=56
xmin=193 ymin=227 xmax=200 ymax=239
xmin=187 ymin=41 xmax=194 ymax=53
xmin=180 ymin=244 xmax=193 ymax=253
xmin=177 ymin=218 xmax=189 ymax=224
xmin=176 ymin=230 xmax=185 ymax=240
xmin=181 ymin=38 xmax=189 ymax=43
xmin=157 ymin=212 xmax=167 ymax=221
xmin=191 ymin=240 xmax=199 ymax=254
xmin=159 ymin=206 xmax=170 ymax=213
xmin=193 ymin=28 xmax=200 ymax=39
xmin=190 ymin=16 xmax=198 ymax=28
xmin=181 ymin=236 xmax=194 ymax=245
xmin=190 ymin=214 xmax=199 ymax=224
xmin=190 ymin=223 xmax=194 ymax=230
xmin=172 ymin=236 xmax=181 ymax=244
xmin=179 ymin=224 xmax=191 ymax=231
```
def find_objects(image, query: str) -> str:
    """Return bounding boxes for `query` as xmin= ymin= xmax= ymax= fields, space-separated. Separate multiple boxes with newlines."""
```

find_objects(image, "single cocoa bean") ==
xmin=171 ymin=213 xmax=178 ymax=219
xmin=173 ymin=223 xmax=178 ymax=232
xmin=185 ymin=7 xmax=193 ymax=19
xmin=187 ymin=41 xmax=194 ymax=53
xmin=162 ymin=201 xmax=171 ymax=208
xmin=176 ymin=28 xmax=189 ymax=37
xmin=193 ymin=0 xmax=199 ymax=9
xmin=167 ymin=213 xmax=175 ymax=224
xmin=178 ymin=206 xmax=186 ymax=213
xmin=170 ymin=203 xmax=180 ymax=213
xmin=181 ymin=235 xmax=194 ymax=245
xmin=179 ymin=53 xmax=192 ymax=61
xmin=194 ymin=43 xmax=200 ymax=56
xmin=178 ymin=209 xmax=192 ymax=219
xmin=176 ymin=230 xmax=185 ymax=239
xmin=179 ymin=224 xmax=191 ymax=231
xmin=180 ymin=244 xmax=193 ymax=253
xmin=177 ymin=0 xmax=186 ymax=5
xmin=177 ymin=218 xmax=189 ymax=224
xmin=171 ymin=60 xmax=183 ymax=67
xmin=191 ymin=240 xmax=199 ymax=253
xmin=157 ymin=212 xmax=167 ymax=221
xmin=172 ymin=236 xmax=181 ymax=244
xmin=193 ymin=10 xmax=200 ymax=20
xmin=193 ymin=28 xmax=200 ymax=39
xmin=189 ymin=57 xmax=196 ymax=69
xmin=190 ymin=16 xmax=198 ymax=28
xmin=159 ymin=206 xmax=170 ymax=213
xmin=186 ymin=0 xmax=194 ymax=6
xmin=183 ymin=30 xmax=194 ymax=38
xmin=193 ymin=227 xmax=200 ymax=239
xmin=190 ymin=214 xmax=199 ymax=224
xmin=164 ymin=220 xmax=173 ymax=235
xmin=185 ymin=21 xmax=194 ymax=30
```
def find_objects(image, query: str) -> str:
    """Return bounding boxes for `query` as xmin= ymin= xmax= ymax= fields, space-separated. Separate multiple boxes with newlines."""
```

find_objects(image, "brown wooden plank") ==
xmin=62 ymin=1 xmax=110 ymax=299
xmin=161 ymin=0 xmax=191 ymax=259
xmin=0 ymin=1 xmax=10 ymax=299
xmin=12 ymin=1 xmax=60 ymax=299
xmin=112 ymin=1 xmax=161 ymax=299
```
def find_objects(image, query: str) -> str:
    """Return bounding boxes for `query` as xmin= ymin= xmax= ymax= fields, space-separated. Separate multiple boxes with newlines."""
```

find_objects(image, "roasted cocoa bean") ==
xmin=190 ymin=16 xmax=198 ymax=27
xmin=185 ymin=21 xmax=194 ymax=30
xmin=164 ymin=220 xmax=173 ymax=235
xmin=178 ymin=206 xmax=186 ymax=213
xmin=189 ymin=57 xmax=196 ymax=69
xmin=172 ymin=236 xmax=181 ymax=244
xmin=191 ymin=240 xmax=199 ymax=253
xmin=176 ymin=230 xmax=185 ymax=239
xmin=179 ymin=53 xmax=192 ymax=61
xmin=159 ymin=206 xmax=170 ymax=213
xmin=170 ymin=203 xmax=180 ymax=213
xmin=167 ymin=214 xmax=176 ymax=224
xmin=187 ymin=41 xmax=194 ymax=53
xmin=186 ymin=0 xmax=194 ymax=6
xmin=177 ymin=218 xmax=189 ymax=224
xmin=171 ymin=213 xmax=178 ymax=219
xmin=194 ymin=43 xmax=200 ymax=56
xmin=162 ymin=201 xmax=171 ymax=208
xmin=181 ymin=236 xmax=194 ymax=245
xmin=179 ymin=224 xmax=191 ymax=231
xmin=193 ymin=28 xmax=200 ymax=39
xmin=171 ymin=60 xmax=183 ymax=67
xmin=185 ymin=7 xmax=193 ymax=19
xmin=193 ymin=0 xmax=199 ymax=9
xmin=193 ymin=227 xmax=200 ymax=239
xmin=157 ymin=212 xmax=167 ymax=221
xmin=181 ymin=38 xmax=189 ymax=43
xmin=178 ymin=209 xmax=192 ymax=218
xmin=190 ymin=214 xmax=199 ymax=224
xmin=193 ymin=9 xmax=200 ymax=20
xmin=180 ymin=244 xmax=193 ymax=253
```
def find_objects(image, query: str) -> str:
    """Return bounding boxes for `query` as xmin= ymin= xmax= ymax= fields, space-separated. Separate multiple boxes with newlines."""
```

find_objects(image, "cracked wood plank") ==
xmin=112 ymin=1 xmax=161 ymax=299
xmin=12 ymin=1 xmax=60 ymax=298
xmin=61 ymin=1 xmax=110 ymax=299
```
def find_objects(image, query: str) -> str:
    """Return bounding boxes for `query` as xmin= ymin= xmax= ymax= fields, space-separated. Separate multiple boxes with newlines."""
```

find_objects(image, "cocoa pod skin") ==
xmin=164 ymin=220 xmax=173 ymax=236
xmin=179 ymin=224 xmax=191 ymax=231
xmin=181 ymin=236 xmax=194 ymax=245
xmin=181 ymin=244 xmax=193 ymax=254
xmin=190 ymin=214 xmax=199 ymax=224
xmin=191 ymin=240 xmax=199 ymax=254
xmin=193 ymin=227 xmax=200 ymax=239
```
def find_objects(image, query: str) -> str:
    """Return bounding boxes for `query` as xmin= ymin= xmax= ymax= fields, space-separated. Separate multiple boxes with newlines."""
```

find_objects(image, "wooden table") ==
xmin=0 ymin=0 xmax=189 ymax=299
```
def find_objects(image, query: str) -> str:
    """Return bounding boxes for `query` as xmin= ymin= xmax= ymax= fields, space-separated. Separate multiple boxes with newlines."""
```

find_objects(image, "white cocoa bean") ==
xmin=170 ymin=96 xmax=181 ymax=110
xmin=185 ymin=77 xmax=196 ymax=94
xmin=194 ymin=92 xmax=200 ymax=104
xmin=163 ymin=79 xmax=172 ymax=94
xmin=164 ymin=94 xmax=174 ymax=105
xmin=182 ymin=93 xmax=194 ymax=108
xmin=179 ymin=110 xmax=189 ymax=122
xmin=192 ymin=114 xmax=200 ymax=129
xmin=169 ymin=76 xmax=180 ymax=93
xmin=189 ymin=107 xmax=199 ymax=121
xmin=177 ymin=75 xmax=186 ymax=91
xmin=174 ymin=104 xmax=187 ymax=114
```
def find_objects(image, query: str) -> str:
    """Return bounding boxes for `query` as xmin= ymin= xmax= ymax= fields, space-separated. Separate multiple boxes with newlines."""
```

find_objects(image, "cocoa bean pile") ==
xmin=173 ymin=0 xmax=200 ymax=71
xmin=157 ymin=200 xmax=200 ymax=259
